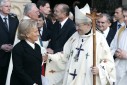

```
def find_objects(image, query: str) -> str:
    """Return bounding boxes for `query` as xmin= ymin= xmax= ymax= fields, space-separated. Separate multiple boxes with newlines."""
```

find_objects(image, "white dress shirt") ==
xmin=103 ymin=27 xmax=110 ymax=38
xmin=117 ymin=22 xmax=125 ymax=30
xmin=60 ymin=17 xmax=68 ymax=28
xmin=26 ymin=40 xmax=35 ymax=49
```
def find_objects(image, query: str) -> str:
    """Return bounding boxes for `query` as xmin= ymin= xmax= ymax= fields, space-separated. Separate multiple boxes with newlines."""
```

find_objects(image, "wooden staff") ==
xmin=86 ymin=11 xmax=99 ymax=85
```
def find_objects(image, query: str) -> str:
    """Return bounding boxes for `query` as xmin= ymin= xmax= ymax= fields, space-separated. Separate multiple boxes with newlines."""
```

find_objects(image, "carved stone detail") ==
xmin=10 ymin=0 xmax=31 ymax=21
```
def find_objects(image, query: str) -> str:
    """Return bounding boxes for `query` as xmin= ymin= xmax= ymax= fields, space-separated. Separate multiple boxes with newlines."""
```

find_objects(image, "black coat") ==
xmin=0 ymin=14 xmax=19 ymax=67
xmin=10 ymin=40 xmax=42 ymax=85
xmin=111 ymin=21 xmax=117 ymax=30
xmin=106 ymin=27 xmax=117 ymax=46
xmin=41 ymin=18 xmax=53 ymax=41
xmin=40 ymin=14 xmax=53 ymax=41
xmin=48 ymin=18 xmax=76 ymax=53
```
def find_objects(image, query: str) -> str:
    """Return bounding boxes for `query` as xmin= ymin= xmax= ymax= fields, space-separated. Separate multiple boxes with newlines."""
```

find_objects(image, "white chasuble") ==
xmin=46 ymin=31 xmax=116 ymax=85
xmin=110 ymin=27 xmax=127 ymax=85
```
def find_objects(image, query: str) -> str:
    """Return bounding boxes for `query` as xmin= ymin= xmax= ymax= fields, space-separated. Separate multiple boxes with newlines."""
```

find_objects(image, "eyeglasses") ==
xmin=75 ymin=24 xmax=85 ymax=27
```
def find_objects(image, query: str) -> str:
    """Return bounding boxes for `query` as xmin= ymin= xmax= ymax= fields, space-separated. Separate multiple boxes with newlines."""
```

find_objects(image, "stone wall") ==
xmin=10 ymin=0 xmax=31 ymax=21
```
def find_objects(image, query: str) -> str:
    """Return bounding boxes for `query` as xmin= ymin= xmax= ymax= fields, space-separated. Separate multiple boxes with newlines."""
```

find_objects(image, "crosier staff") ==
xmin=86 ymin=11 xmax=99 ymax=85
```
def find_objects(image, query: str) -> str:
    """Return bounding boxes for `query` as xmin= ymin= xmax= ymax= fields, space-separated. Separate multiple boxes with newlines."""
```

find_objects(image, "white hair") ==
xmin=0 ymin=0 xmax=9 ymax=6
xmin=23 ymin=3 xmax=36 ymax=15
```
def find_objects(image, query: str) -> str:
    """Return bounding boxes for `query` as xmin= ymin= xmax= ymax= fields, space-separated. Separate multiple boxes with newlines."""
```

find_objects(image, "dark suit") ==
xmin=48 ymin=18 xmax=76 ymax=53
xmin=10 ymin=40 xmax=42 ymax=85
xmin=111 ymin=21 xmax=117 ymax=30
xmin=40 ymin=13 xmax=53 ymax=41
xmin=0 ymin=14 xmax=19 ymax=85
xmin=106 ymin=27 xmax=117 ymax=46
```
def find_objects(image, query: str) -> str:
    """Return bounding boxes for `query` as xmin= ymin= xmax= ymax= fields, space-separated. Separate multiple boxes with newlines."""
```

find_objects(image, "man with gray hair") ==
xmin=96 ymin=13 xmax=117 ymax=46
xmin=13 ymin=3 xmax=40 ymax=47
xmin=0 ymin=0 xmax=19 ymax=84
xmin=23 ymin=3 xmax=40 ymax=20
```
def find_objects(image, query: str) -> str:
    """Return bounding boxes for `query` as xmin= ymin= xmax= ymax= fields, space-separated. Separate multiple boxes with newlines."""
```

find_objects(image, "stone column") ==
xmin=10 ymin=0 xmax=31 ymax=21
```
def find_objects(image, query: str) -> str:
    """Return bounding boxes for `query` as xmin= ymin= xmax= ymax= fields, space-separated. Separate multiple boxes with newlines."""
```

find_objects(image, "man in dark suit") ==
xmin=47 ymin=3 xmax=76 ymax=53
xmin=111 ymin=6 xmax=125 ymax=30
xmin=37 ymin=0 xmax=53 ymax=41
xmin=96 ymin=13 xmax=117 ymax=46
xmin=0 ymin=0 xmax=19 ymax=85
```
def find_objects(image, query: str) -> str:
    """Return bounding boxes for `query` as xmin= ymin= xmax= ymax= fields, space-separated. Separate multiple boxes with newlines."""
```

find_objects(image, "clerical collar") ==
xmin=60 ymin=17 xmax=68 ymax=28
xmin=85 ymin=29 xmax=91 ymax=35
xmin=25 ymin=40 xmax=35 ymax=49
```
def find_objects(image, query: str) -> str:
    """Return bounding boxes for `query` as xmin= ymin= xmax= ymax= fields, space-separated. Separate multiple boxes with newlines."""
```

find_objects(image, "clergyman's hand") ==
xmin=117 ymin=49 xmax=127 ymax=59
xmin=91 ymin=66 xmax=99 ymax=75
xmin=115 ymin=48 xmax=127 ymax=59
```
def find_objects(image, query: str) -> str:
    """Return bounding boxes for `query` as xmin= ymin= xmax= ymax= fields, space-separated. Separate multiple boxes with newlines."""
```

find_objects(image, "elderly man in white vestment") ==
xmin=110 ymin=6 xmax=127 ymax=85
xmin=45 ymin=4 xmax=116 ymax=85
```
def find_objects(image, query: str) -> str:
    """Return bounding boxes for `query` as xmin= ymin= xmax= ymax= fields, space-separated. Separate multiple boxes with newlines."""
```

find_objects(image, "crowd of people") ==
xmin=0 ymin=0 xmax=127 ymax=85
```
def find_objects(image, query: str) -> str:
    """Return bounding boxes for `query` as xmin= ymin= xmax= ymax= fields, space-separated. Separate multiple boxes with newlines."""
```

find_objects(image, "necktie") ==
xmin=39 ymin=37 xmax=43 ymax=46
xmin=118 ymin=24 xmax=121 ymax=29
xmin=59 ymin=23 xmax=61 ymax=29
xmin=58 ymin=23 xmax=61 ymax=33
xmin=3 ymin=17 xmax=9 ymax=30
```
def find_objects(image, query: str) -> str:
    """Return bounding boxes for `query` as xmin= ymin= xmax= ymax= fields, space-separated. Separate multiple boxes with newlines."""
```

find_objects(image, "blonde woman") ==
xmin=10 ymin=19 xmax=42 ymax=85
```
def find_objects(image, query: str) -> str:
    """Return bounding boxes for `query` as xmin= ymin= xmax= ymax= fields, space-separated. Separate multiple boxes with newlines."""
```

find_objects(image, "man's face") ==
xmin=76 ymin=22 xmax=91 ymax=35
xmin=29 ymin=5 xmax=40 ymax=21
xmin=0 ymin=1 xmax=11 ymax=15
xmin=37 ymin=17 xmax=44 ymax=28
xmin=54 ymin=5 xmax=64 ymax=21
xmin=114 ymin=8 xmax=123 ymax=21
xmin=96 ymin=16 xmax=111 ymax=31
xmin=123 ymin=10 xmax=127 ymax=25
xmin=40 ymin=3 xmax=51 ymax=15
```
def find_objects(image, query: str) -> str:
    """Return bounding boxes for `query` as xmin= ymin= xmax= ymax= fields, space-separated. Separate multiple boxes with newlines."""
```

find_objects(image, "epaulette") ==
xmin=9 ymin=13 xmax=17 ymax=18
